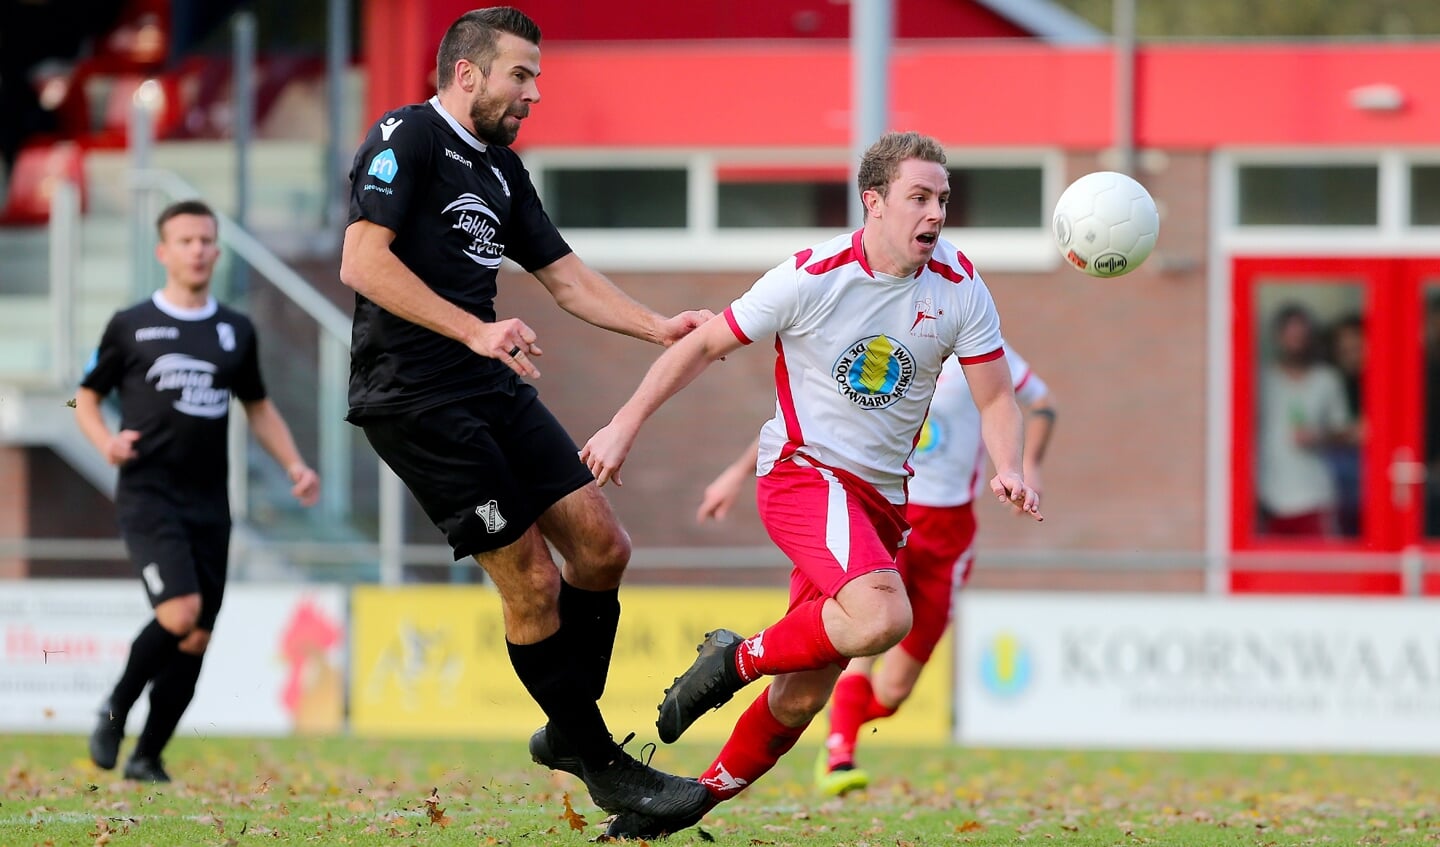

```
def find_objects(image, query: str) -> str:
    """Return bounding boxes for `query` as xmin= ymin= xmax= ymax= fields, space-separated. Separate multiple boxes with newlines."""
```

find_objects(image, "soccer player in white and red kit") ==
xmin=581 ymin=131 xmax=1043 ymax=838
xmin=694 ymin=344 xmax=1055 ymax=796
xmin=818 ymin=344 xmax=1054 ymax=792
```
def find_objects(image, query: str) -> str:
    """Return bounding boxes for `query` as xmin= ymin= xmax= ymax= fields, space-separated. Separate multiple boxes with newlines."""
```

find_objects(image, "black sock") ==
xmin=507 ymin=633 xmax=619 ymax=771
xmin=558 ymin=580 xmax=621 ymax=702
xmin=133 ymin=650 xmax=204 ymax=760
xmin=110 ymin=620 xmax=183 ymax=719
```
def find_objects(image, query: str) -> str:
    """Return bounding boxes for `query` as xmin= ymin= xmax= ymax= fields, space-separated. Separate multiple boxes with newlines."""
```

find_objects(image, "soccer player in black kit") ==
xmin=338 ymin=7 xmax=712 ymax=821
xmin=76 ymin=200 xmax=320 ymax=783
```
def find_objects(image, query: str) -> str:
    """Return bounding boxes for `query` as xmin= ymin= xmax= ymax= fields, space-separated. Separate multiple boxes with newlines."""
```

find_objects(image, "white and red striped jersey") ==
xmin=725 ymin=229 xmax=1004 ymax=504
xmin=907 ymin=344 xmax=1048 ymax=508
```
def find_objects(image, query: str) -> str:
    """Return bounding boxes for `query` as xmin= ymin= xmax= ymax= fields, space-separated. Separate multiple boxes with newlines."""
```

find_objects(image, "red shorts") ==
xmin=894 ymin=501 xmax=977 ymax=663
xmin=756 ymin=456 xmax=909 ymax=611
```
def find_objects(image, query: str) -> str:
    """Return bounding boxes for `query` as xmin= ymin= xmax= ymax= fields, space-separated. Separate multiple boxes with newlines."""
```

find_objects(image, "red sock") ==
xmin=824 ymin=673 xmax=897 ymax=770
xmin=699 ymin=686 xmax=809 ymax=802
xmin=734 ymin=599 xmax=843 ymax=682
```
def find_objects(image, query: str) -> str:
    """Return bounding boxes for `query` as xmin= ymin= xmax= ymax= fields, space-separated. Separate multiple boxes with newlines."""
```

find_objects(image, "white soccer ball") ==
xmin=1052 ymin=171 xmax=1159 ymax=278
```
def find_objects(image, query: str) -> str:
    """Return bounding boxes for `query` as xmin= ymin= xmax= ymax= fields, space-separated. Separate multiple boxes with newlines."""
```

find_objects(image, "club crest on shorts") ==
xmin=475 ymin=500 xmax=507 ymax=533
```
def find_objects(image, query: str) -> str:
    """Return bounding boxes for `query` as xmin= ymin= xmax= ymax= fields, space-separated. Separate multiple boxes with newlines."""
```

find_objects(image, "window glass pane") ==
xmin=717 ymin=181 xmax=849 ymax=229
xmin=716 ymin=165 xmax=848 ymax=229
xmin=542 ymin=168 xmax=687 ymax=229
xmin=1237 ymin=165 xmax=1378 ymax=226
xmin=946 ymin=167 xmax=1043 ymax=227
xmin=1411 ymin=165 xmax=1440 ymax=226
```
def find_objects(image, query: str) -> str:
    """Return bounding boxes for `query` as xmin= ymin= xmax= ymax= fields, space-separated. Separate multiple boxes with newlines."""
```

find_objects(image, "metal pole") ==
xmin=232 ymin=11 xmax=256 ymax=299
xmin=128 ymin=86 xmax=157 ymax=301
xmin=1112 ymin=0 xmax=1136 ymax=176
xmin=325 ymin=0 xmax=350 ymax=231
xmin=49 ymin=178 xmax=79 ymax=384
xmin=849 ymin=0 xmax=892 ymax=228
xmin=379 ymin=460 xmax=405 ymax=585
xmin=318 ymin=332 xmax=352 ymax=521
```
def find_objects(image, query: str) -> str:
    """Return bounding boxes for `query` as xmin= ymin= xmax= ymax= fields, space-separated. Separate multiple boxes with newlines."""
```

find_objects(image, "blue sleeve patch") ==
xmin=367 ymin=149 xmax=399 ymax=184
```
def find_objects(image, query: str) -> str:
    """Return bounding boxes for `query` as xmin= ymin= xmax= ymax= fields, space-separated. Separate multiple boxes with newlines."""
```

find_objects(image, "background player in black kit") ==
xmin=338 ymin=7 xmax=712 ymax=821
xmin=75 ymin=199 xmax=320 ymax=783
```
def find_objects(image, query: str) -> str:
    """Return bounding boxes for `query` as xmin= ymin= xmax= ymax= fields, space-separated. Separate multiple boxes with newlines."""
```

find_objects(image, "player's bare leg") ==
xmin=481 ymin=493 xmax=708 ymax=819
xmin=526 ymin=483 xmax=630 ymax=776
xmin=658 ymin=570 xmax=912 ymax=744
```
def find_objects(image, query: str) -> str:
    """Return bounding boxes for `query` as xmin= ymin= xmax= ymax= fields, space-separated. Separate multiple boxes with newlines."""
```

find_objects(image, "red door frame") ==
xmin=1231 ymin=257 xmax=1404 ymax=593
xmin=1396 ymin=260 xmax=1440 ymax=566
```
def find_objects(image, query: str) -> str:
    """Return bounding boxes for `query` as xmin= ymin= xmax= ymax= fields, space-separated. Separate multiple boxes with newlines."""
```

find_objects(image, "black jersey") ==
xmin=81 ymin=293 xmax=266 ymax=497
xmin=345 ymin=97 xmax=572 ymax=419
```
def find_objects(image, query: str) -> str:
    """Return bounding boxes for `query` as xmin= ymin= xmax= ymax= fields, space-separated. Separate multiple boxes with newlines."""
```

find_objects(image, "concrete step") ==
xmin=0 ymin=228 xmax=51 ymax=295
xmin=85 ymin=141 xmax=326 ymax=230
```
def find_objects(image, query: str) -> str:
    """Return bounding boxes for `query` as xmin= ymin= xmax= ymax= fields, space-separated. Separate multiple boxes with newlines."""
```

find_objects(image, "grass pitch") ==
xmin=2 ymin=734 xmax=1437 ymax=846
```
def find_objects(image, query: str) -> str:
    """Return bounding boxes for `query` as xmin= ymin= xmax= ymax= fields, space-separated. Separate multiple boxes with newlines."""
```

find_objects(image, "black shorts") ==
xmin=361 ymin=383 xmax=594 ymax=558
xmin=116 ymin=490 xmax=231 ymax=631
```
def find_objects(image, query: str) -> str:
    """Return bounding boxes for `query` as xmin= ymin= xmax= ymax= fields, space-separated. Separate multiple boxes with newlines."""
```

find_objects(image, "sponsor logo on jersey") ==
xmin=145 ymin=353 xmax=229 ymax=418
xmin=135 ymin=326 xmax=180 ymax=342
xmin=378 ymin=117 xmax=403 ymax=141
xmin=444 ymin=148 xmax=473 ymax=169
xmin=490 ymin=166 xmax=510 ymax=197
xmin=216 ymin=322 xmax=235 ymax=352
xmin=367 ymin=149 xmax=399 ymax=184
xmin=475 ymin=500 xmax=507 ymax=534
xmin=914 ymin=416 xmax=944 ymax=456
xmin=831 ymin=334 xmax=915 ymax=410
xmin=443 ymin=193 xmax=506 ymax=268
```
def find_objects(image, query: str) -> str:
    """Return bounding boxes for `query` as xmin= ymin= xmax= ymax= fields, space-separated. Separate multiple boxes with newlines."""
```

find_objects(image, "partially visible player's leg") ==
xmin=92 ymin=503 xmax=201 ymax=772
xmin=819 ymin=502 xmax=975 ymax=789
xmin=538 ymin=482 xmax=630 ymax=701
xmin=127 ymin=518 xmax=230 ymax=783
xmin=475 ymin=527 xmax=609 ymax=757
xmin=699 ymin=667 xmax=841 ymax=806
xmin=657 ymin=460 xmax=911 ymax=744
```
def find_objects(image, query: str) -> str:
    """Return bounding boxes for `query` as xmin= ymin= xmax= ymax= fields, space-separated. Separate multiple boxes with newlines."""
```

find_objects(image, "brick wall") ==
xmin=0 ymin=447 xmax=28 ymax=577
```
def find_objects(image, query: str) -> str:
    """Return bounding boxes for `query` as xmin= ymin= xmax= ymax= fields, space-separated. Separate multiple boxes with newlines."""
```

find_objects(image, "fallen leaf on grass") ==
xmin=956 ymin=820 xmax=984 ymax=833
xmin=560 ymin=792 xmax=587 ymax=831
xmin=424 ymin=787 xmax=452 ymax=827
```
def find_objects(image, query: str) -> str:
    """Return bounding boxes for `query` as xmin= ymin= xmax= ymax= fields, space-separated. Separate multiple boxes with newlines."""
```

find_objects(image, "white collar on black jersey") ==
xmin=152 ymin=290 xmax=218 ymax=321
xmin=428 ymin=96 xmax=489 ymax=154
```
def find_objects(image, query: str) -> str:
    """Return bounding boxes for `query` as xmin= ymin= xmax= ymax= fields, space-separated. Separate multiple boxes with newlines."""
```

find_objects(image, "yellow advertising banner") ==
xmin=351 ymin=585 xmax=950 ymax=745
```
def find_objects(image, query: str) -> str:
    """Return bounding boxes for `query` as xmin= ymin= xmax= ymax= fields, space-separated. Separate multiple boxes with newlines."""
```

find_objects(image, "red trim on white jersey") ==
xmin=957 ymin=347 xmax=1004 ymax=365
xmin=723 ymin=306 xmax=753 ymax=345
xmin=803 ymin=230 xmax=866 ymax=277
xmin=793 ymin=248 xmax=813 ymax=269
xmin=774 ymin=335 xmax=803 ymax=461
xmin=1013 ymin=367 xmax=1033 ymax=393
xmin=924 ymin=254 xmax=974 ymax=283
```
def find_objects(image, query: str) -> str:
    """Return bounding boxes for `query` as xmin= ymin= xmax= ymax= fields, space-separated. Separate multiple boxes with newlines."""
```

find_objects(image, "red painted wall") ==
xmin=363 ymin=18 xmax=1440 ymax=150
xmin=425 ymin=0 xmax=1030 ymax=43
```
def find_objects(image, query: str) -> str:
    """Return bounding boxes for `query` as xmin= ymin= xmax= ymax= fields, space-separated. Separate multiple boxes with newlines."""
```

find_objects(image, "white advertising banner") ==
xmin=957 ymin=592 xmax=1440 ymax=753
xmin=0 ymin=581 xmax=346 ymax=735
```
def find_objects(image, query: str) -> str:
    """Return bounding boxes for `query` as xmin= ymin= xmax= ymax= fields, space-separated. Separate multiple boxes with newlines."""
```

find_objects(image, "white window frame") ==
xmin=1406 ymin=153 xmax=1440 ymax=231
xmin=524 ymin=146 xmax=1063 ymax=272
xmin=1206 ymin=146 xmax=1440 ymax=591
xmin=1218 ymin=147 xmax=1440 ymax=258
